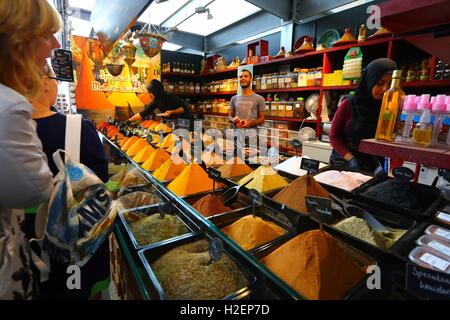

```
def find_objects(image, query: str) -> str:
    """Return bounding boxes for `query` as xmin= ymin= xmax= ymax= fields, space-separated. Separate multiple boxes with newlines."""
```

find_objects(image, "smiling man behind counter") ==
xmin=228 ymin=69 xmax=265 ymax=129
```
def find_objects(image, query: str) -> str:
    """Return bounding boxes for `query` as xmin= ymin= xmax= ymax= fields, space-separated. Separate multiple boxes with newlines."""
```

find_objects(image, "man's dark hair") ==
xmin=240 ymin=69 xmax=252 ymax=78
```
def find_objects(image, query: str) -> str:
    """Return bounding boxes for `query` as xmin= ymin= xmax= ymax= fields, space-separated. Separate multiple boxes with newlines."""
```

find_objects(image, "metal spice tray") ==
xmin=207 ymin=206 xmax=295 ymax=253
xmin=137 ymin=233 xmax=257 ymax=300
xmin=251 ymin=226 xmax=378 ymax=300
xmin=352 ymin=177 xmax=443 ymax=220
xmin=118 ymin=203 xmax=198 ymax=251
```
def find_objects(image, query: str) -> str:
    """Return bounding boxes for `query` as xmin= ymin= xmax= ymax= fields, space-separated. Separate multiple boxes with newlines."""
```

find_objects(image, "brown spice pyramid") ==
xmin=273 ymin=175 xmax=330 ymax=215
xmin=192 ymin=194 xmax=231 ymax=217
xmin=262 ymin=230 xmax=366 ymax=300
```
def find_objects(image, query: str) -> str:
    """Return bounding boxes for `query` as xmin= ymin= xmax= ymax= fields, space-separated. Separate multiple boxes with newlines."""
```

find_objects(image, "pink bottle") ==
xmin=431 ymin=95 xmax=447 ymax=146
xmin=396 ymin=95 xmax=417 ymax=143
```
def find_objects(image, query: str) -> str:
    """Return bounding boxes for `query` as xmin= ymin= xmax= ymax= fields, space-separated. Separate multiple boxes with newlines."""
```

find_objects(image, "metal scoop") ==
xmin=220 ymin=178 xmax=254 ymax=206
xmin=329 ymin=194 xmax=390 ymax=234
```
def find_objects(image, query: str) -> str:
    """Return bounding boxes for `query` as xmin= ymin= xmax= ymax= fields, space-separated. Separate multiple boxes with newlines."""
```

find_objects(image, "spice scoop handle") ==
xmin=220 ymin=178 xmax=254 ymax=206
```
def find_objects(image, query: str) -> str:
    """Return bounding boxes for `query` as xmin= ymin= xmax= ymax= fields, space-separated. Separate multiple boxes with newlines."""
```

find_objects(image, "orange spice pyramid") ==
xmin=133 ymin=144 xmax=156 ymax=163
xmin=126 ymin=138 xmax=149 ymax=157
xmin=217 ymin=157 xmax=253 ymax=178
xmin=141 ymin=148 xmax=170 ymax=171
xmin=121 ymin=136 xmax=139 ymax=151
xmin=75 ymin=44 xmax=114 ymax=110
xmin=167 ymin=164 xmax=221 ymax=196
xmin=152 ymin=158 xmax=187 ymax=182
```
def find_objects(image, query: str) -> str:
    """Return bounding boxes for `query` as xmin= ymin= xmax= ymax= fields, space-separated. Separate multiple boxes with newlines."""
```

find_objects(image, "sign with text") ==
xmin=176 ymin=118 xmax=191 ymax=130
xmin=406 ymin=263 xmax=450 ymax=299
xmin=51 ymin=49 xmax=74 ymax=82
xmin=305 ymin=196 xmax=333 ymax=221
xmin=331 ymin=157 xmax=348 ymax=168
xmin=393 ymin=167 xmax=415 ymax=182
xmin=301 ymin=157 xmax=320 ymax=174
xmin=207 ymin=167 xmax=221 ymax=180
xmin=209 ymin=237 xmax=224 ymax=262
xmin=292 ymin=139 xmax=301 ymax=151
xmin=248 ymin=189 xmax=263 ymax=208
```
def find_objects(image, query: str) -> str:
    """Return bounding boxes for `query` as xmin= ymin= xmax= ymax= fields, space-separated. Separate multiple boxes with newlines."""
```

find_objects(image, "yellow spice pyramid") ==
xmin=152 ymin=158 xmax=187 ymax=182
xmin=202 ymin=151 xmax=225 ymax=167
xmin=133 ymin=144 xmax=156 ymax=163
xmin=218 ymin=157 xmax=253 ymax=178
xmin=149 ymin=122 xmax=160 ymax=130
xmin=158 ymin=133 xmax=177 ymax=148
xmin=167 ymin=164 xmax=220 ymax=196
xmin=154 ymin=123 xmax=172 ymax=133
xmin=238 ymin=164 xmax=288 ymax=193
xmin=141 ymin=148 xmax=170 ymax=171
xmin=126 ymin=138 xmax=149 ymax=157
xmin=121 ymin=136 xmax=139 ymax=151
xmin=166 ymin=139 xmax=191 ymax=154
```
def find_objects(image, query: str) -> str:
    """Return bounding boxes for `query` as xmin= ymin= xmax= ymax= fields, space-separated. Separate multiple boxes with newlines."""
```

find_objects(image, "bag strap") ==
xmin=65 ymin=114 xmax=82 ymax=163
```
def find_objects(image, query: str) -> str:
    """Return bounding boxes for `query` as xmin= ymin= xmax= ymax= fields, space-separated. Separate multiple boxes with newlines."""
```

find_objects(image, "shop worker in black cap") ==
xmin=129 ymin=79 xmax=194 ymax=128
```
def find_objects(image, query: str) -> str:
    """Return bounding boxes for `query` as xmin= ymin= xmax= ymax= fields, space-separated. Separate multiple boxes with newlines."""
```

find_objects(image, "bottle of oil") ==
xmin=375 ymin=70 xmax=405 ymax=142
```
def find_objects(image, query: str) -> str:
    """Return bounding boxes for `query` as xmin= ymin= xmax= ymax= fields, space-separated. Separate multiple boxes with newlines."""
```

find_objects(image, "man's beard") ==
xmin=240 ymin=82 xmax=250 ymax=88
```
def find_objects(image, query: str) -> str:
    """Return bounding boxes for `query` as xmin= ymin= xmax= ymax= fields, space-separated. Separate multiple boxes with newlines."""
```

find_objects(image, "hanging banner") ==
xmin=70 ymin=35 xmax=161 ymax=111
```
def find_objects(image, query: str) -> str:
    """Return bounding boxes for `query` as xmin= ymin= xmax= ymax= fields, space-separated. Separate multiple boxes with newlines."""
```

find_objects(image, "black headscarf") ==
xmin=147 ymin=79 xmax=164 ymax=103
xmin=345 ymin=58 xmax=398 ymax=147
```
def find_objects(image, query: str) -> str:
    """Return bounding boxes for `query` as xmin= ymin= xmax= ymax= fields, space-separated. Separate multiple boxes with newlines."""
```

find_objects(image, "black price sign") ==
xmin=406 ymin=263 xmax=450 ymax=299
xmin=209 ymin=237 xmax=224 ymax=262
xmin=393 ymin=167 xmax=415 ymax=182
xmin=177 ymin=118 xmax=191 ymax=130
xmin=305 ymin=196 xmax=333 ymax=220
xmin=51 ymin=49 xmax=74 ymax=82
xmin=248 ymin=189 xmax=263 ymax=207
xmin=292 ymin=139 xmax=301 ymax=151
xmin=331 ymin=157 xmax=348 ymax=168
xmin=301 ymin=157 xmax=320 ymax=174
xmin=207 ymin=167 xmax=221 ymax=180
xmin=159 ymin=200 xmax=171 ymax=219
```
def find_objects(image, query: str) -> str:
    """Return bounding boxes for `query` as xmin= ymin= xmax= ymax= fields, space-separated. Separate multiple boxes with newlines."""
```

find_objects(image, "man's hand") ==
xmin=233 ymin=116 xmax=241 ymax=125
xmin=240 ymin=119 xmax=251 ymax=128
xmin=128 ymin=113 xmax=142 ymax=123
xmin=159 ymin=111 xmax=172 ymax=118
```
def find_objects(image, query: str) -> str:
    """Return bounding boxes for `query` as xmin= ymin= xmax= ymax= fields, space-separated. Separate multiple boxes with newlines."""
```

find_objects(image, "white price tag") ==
xmin=428 ymin=241 xmax=450 ymax=258
xmin=435 ymin=228 xmax=450 ymax=241
xmin=437 ymin=211 xmax=450 ymax=223
xmin=419 ymin=252 xmax=450 ymax=272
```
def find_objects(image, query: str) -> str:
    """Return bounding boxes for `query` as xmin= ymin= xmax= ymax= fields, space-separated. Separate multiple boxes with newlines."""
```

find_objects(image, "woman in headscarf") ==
xmin=329 ymin=58 xmax=397 ymax=172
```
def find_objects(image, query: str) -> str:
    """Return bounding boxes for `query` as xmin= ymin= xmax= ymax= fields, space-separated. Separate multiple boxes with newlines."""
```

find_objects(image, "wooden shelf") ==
xmin=402 ymin=79 xmax=450 ymax=88
xmin=359 ymin=138 xmax=450 ymax=169
xmin=161 ymin=72 xmax=201 ymax=78
xmin=202 ymin=112 xmax=317 ymax=123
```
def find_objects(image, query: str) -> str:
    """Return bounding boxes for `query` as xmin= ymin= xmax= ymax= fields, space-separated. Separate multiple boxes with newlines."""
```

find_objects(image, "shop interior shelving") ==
xmin=359 ymin=139 xmax=450 ymax=170
xmin=163 ymin=36 xmax=449 ymax=146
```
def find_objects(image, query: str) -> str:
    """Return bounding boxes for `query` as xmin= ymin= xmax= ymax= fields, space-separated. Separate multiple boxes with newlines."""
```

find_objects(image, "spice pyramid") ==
xmin=126 ymin=138 xmax=148 ymax=157
xmin=221 ymin=215 xmax=286 ymax=250
xmin=262 ymin=230 xmax=366 ymax=300
xmin=75 ymin=45 xmax=114 ymax=110
xmin=167 ymin=164 xmax=220 ymax=196
xmin=192 ymin=194 xmax=231 ymax=217
xmin=152 ymin=158 xmax=187 ymax=182
xmin=154 ymin=123 xmax=172 ymax=133
xmin=273 ymin=175 xmax=330 ymax=214
xmin=119 ymin=136 xmax=130 ymax=147
xmin=121 ymin=136 xmax=139 ymax=151
xmin=218 ymin=157 xmax=253 ymax=178
xmin=141 ymin=149 xmax=170 ymax=171
xmin=133 ymin=144 xmax=156 ymax=163
xmin=158 ymin=133 xmax=176 ymax=148
xmin=238 ymin=164 xmax=288 ymax=193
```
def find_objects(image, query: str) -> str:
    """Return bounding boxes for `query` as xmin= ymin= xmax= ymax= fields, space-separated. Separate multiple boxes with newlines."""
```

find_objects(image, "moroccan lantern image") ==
xmin=139 ymin=33 xmax=166 ymax=58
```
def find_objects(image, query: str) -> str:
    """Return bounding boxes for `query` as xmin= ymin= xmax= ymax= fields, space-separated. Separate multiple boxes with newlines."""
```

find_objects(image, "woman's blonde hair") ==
xmin=0 ymin=0 xmax=62 ymax=99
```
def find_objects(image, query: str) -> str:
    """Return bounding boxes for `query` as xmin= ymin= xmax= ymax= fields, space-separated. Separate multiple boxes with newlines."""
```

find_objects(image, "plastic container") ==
xmin=138 ymin=234 xmax=257 ymax=300
xmin=409 ymin=246 xmax=450 ymax=274
xmin=436 ymin=211 xmax=450 ymax=227
xmin=412 ymin=94 xmax=433 ymax=147
xmin=416 ymin=235 xmax=450 ymax=258
xmin=431 ymin=95 xmax=447 ymax=146
xmin=425 ymin=224 xmax=450 ymax=243
xmin=118 ymin=203 xmax=196 ymax=251
xmin=396 ymin=95 xmax=417 ymax=143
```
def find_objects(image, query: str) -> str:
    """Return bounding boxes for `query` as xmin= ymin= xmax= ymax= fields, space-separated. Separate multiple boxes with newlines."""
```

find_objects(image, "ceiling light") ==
xmin=155 ymin=0 xmax=169 ymax=3
xmin=207 ymin=9 xmax=213 ymax=20
xmin=195 ymin=6 xmax=208 ymax=14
